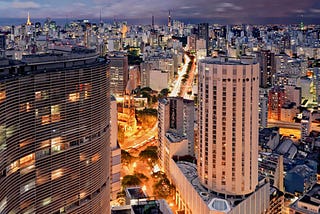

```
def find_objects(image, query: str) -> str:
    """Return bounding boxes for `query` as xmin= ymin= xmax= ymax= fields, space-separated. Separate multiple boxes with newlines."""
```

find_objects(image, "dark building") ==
xmin=198 ymin=23 xmax=209 ymax=56
xmin=0 ymin=34 xmax=5 ymax=51
xmin=0 ymin=48 xmax=111 ymax=214
xmin=258 ymin=50 xmax=275 ymax=88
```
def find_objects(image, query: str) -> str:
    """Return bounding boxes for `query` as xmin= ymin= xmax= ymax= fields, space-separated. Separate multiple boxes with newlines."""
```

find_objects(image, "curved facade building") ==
xmin=0 ymin=49 xmax=110 ymax=214
xmin=198 ymin=58 xmax=259 ymax=196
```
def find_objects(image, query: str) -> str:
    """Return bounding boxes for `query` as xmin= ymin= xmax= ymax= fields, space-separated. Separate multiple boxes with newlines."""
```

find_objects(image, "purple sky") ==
xmin=0 ymin=0 xmax=319 ymax=24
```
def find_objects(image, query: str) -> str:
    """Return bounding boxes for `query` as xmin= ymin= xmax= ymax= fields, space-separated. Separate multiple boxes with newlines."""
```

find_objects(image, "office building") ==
xmin=110 ymin=95 xmax=121 ymax=201
xmin=108 ymin=52 xmax=129 ymax=96
xmin=257 ymin=50 xmax=275 ymax=88
xmin=198 ymin=23 xmax=209 ymax=56
xmin=198 ymin=57 xmax=259 ymax=195
xmin=0 ymin=34 xmax=5 ymax=51
xmin=158 ymin=97 xmax=194 ymax=173
xmin=0 ymin=48 xmax=110 ymax=214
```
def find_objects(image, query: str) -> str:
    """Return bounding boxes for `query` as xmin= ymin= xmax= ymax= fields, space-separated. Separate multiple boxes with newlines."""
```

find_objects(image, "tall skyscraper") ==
xmin=198 ymin=57 xmax=259 ymax=196
xmin=198 ymin=23 xmax=209 ymax=56
xmin=108 ymin=52 xmax=129 ymax=96
xmin=158 ymin=97 xmax=194 ymax=173
xmin=257 ymin=50 xmax=275 ymax=88
xmin=0 ymin=48 xmax=110 ymax=214
xmin=0 ymin=34 xmax=5 ymax=51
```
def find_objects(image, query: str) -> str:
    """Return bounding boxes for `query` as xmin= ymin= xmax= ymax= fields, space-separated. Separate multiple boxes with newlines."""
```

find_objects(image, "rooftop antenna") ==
xmin=100 ymin=8 xmax=102 ymax=24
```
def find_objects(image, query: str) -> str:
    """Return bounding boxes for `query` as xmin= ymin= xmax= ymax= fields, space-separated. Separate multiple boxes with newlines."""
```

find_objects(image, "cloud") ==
xmin=310 ymin=8 xmax=320 ymax=13
xmin=12 ymin=1 xmax=40 ymax=9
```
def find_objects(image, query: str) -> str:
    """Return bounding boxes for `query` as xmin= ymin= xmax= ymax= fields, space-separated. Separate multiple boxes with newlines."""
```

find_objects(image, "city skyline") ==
xmin=0 ymin=0 xmax=319 ymax=24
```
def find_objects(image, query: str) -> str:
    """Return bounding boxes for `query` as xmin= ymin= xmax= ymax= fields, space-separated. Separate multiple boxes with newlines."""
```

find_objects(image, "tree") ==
xmin=139 ymin=146 xmax=158 ymax=165
xmin=121 ymin=150 xmax=133 ymax=165
xmin=153 ymin=176 xmax=174 ymax=199
xmin=160 ymin=88 xmax=170 ymax=97
xmin=122 ymin=175 xmax=142 ymax=188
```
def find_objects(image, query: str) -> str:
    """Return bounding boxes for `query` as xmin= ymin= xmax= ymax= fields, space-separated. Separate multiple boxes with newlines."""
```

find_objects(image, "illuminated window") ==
xmin=84 ymin=83 xmax=91 ymax=99
xmin=51 ymin=168 xmax=63 ymax=180
xmin=20 ymin=153 xmax=35 ymax=168
xmin=35 ymin=91 xmax=42 ymax=100
xmin=51 ymin=105 xmax=61 ymax=122
xmin=0 ymin=197 xmax=7 ymax=212
xmin=91 ymin=153 xmax=100 ymax=163
xmin=20 ymin=179 xmax=35 ymax=193
xmin=51 ymin=137 xmax=64 ymax=153
xmin=20 ymin=102 xmax=32 ymax=112
xmin=20 ymin=164 xmax=35 ymax=175
xmin=7 ymin=160 xmax=19 ymax=175
xmin=42 ymin=197 xmax=51 ymax=206
xmin=19 ymin=139 xmax=32 ymax=148
xmin=41 ymin=115 xmax=50 ymax=125
xmin=68 ymin=93 xmax=80 ymax=102
xmin=0 ymin=91 xmax=5 ymax=103
xmin=35 ymin=90 xmax=49 ymax=101
xmin=40 ymin=139 xmax=50 ymax=148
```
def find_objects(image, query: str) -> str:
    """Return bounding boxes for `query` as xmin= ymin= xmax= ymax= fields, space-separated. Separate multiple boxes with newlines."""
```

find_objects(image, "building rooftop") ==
xmin=175 ymin=161 xmax=268 ymax=211
xmin=290 ymin=183 xmax=320 ymax=214
xmin=165 ymin=131 xmax=186 ymax=143
xmin=126 ymin=187 xmax=147 ymax=199
xmin=200 ymin=57 xmax=257 ymax=65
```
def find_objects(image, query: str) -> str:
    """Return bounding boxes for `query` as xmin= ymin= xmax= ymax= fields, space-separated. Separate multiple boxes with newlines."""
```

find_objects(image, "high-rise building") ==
xmin=158 ymin=97 xmax=194 ymax=173
xmin=108 ymin=52 xmax=129 ymax=96
xmin=257 ymin=50 xmax=275 ymax=88
xmin=198 ymin=57 xmax=259 ymax=196
xmin=0 ymin=48 xmax=111 ymax=214
xmin=198 ymin=23 xmax=209 ymax=56
xmin=0 ymin=34 xmax=5 ymax=51
xmin=110 ymin=95 xmax=121 ymax=200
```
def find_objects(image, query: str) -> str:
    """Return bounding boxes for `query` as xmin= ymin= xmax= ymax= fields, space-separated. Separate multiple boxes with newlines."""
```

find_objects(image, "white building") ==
xmin=198 ymin=57 xmax=259 ymax=196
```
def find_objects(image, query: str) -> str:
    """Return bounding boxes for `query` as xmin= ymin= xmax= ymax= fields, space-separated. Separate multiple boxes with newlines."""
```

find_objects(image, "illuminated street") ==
xmin=170 ymin=54 xmax=191 ymax=97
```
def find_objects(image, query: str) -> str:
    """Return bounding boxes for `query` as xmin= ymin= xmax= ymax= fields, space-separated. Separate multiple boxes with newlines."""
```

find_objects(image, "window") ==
xmin=42 ymin=197 xmax=51 ymax=206
xmin=51 ymin=137 xmax=63 ymax=153
xmin=51 ymin=168 xmax=64 ymax=180
xmin=36 ymin=148 xmax=50 ymax=159
xmin=0 ymin=197 xmax=7 ymax=212
xmin=0 ymin=91 xmax=6 ymax=103
xmin=35 ymin=90 xmax=48 ymax=101
xmin=7 ymin=160 xmax=19 ymax=175
xmin=51 ymin=105 xmax=60 ymax=122
xmin=20 ymin=102 xmax=32 ymax=112
xmin=68 ymin=93 xmax=80 ymax=102
xmin=20 ymin=153 xmax=35 ymax=168
xmin=41 ymin=115 xmax=50 ymax=125
xmin=20 ymin=179 xmax=35 ymax=193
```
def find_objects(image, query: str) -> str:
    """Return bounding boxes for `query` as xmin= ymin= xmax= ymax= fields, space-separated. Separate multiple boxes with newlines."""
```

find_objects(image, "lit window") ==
xmin=7 ymin=160 xmax=19 ymax=175
xmin=20 ymin=102 xmax=32 ymax=112
xmin=51 ymin=105 xmax=60 ymax=122
xmin=20 ymin=153 xmax=35 ymax=168
xmin=91 ymin=153 xmax=100 ymax=163
xmin=40 ymin=139 xmax=50 ymax=148
xmin=0 ymin=197 xmax=7 ymax=212
xmin=68 ymin=93 xmax=80 ymax=102
xmin=42 ymin=197 xmax=51 ymax=206
xmin=20 ymin=179 xmax=35 ymax=193
xmin=35 ymin=91 xmax=42 ymax=100
xmin=41 ymin=115 xmax=50 ymax=125
xmin=51 ymin=137 xmax=64 ymax=153
xmin=51 ymin=168 xmax=63 ymax=180
xmin=0 ymin=91 xmax=5 ymax=103
xmin=19 ymin=139 xmax=32 ymax=148
xmin=84 ymin=83 xmax=91 ymax=99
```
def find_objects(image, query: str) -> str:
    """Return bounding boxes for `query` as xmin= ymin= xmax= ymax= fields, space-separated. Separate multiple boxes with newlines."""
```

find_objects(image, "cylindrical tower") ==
xmin=197 ymin=58 xmax=259 ymax=196
xmin=0 ymin=50 xmax=110 ymax=214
